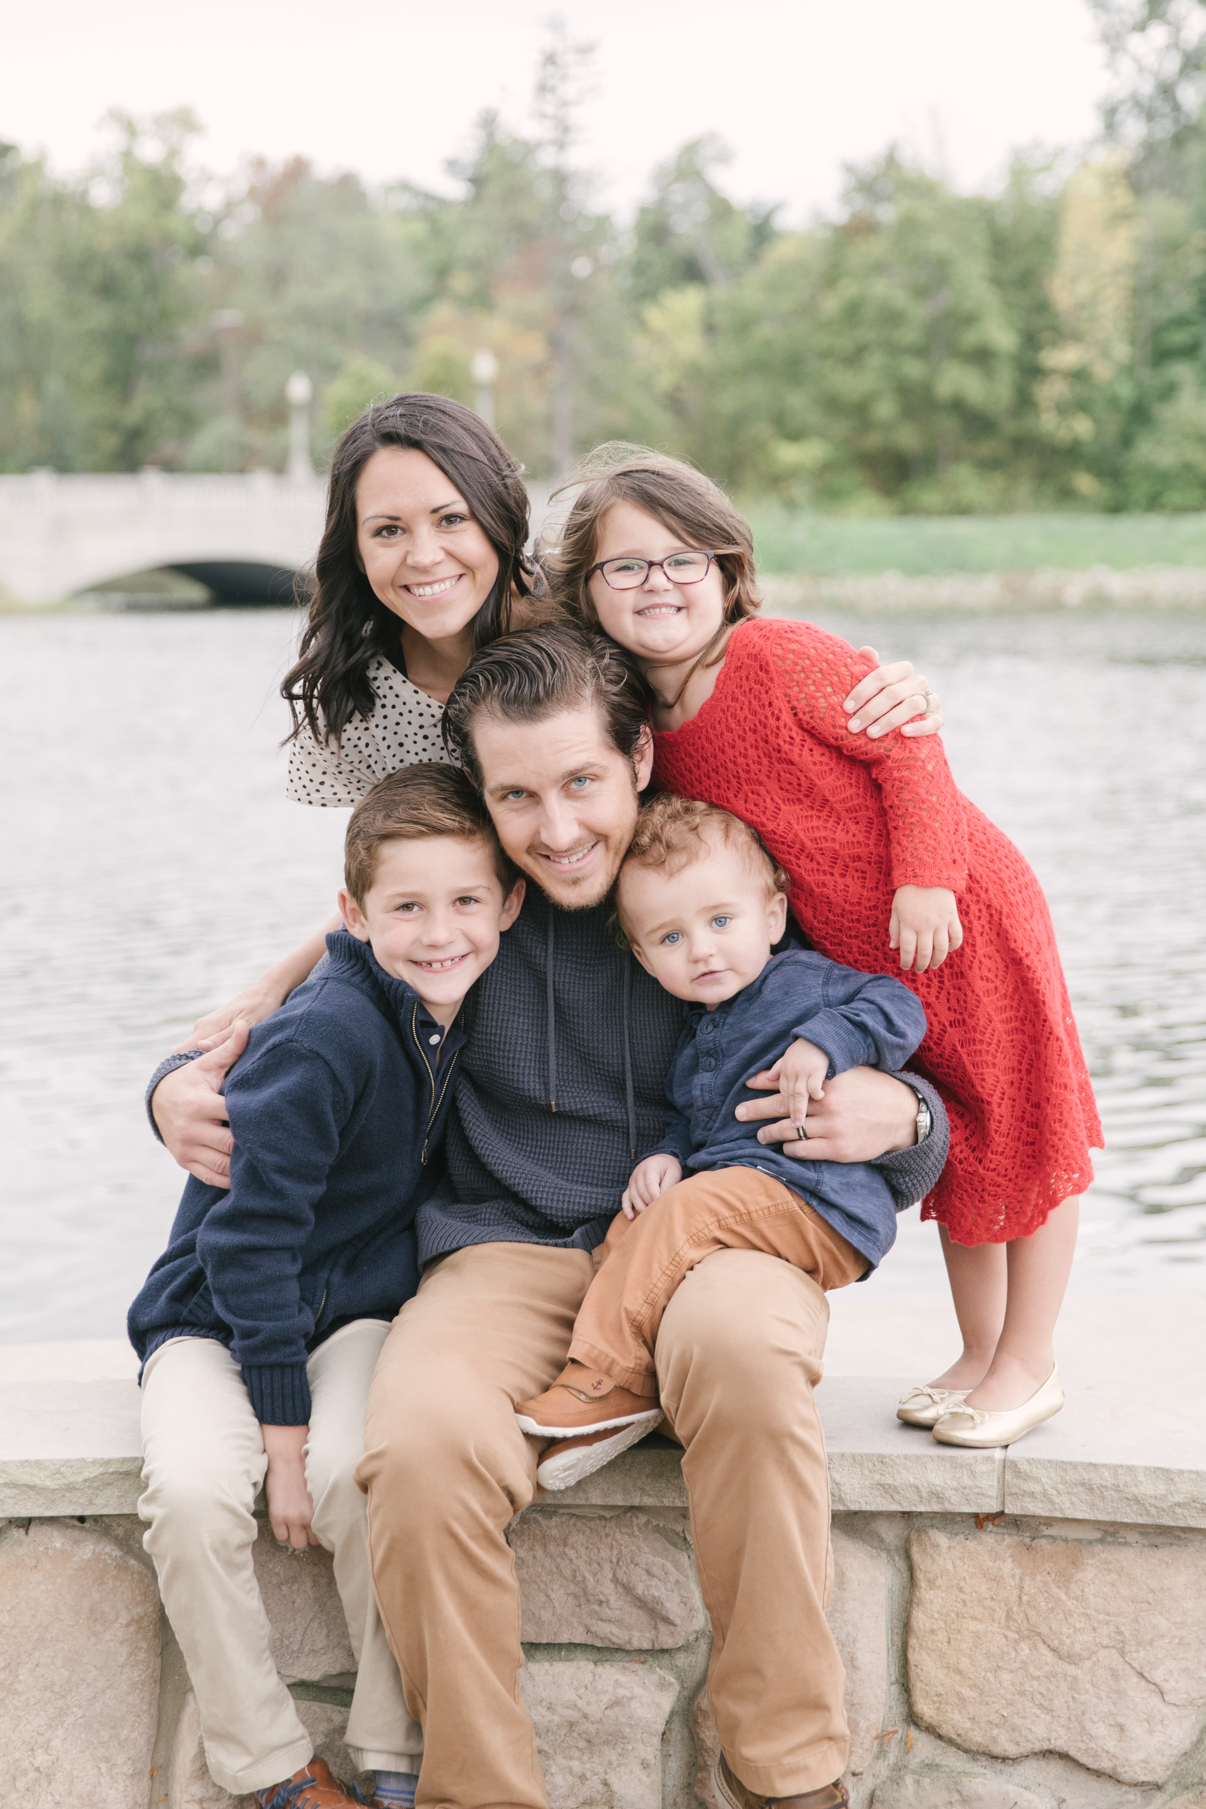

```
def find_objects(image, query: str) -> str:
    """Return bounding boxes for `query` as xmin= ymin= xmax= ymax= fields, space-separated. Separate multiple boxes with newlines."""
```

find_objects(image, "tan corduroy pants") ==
xmin=357 ymin=1236 xmax=852 ymax=1809
xmin=139 ymin=1322 xmax=423 ymax=1796
xmin=569 ymin=1167 xmax=868 ymax=1391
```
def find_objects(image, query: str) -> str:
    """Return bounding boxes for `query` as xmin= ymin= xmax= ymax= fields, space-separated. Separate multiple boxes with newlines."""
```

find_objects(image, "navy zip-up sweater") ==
xmin=647 ymin=949 xmax=928 ymax=1269
xmin=128 ymin=931 xmax=463 ymax=1424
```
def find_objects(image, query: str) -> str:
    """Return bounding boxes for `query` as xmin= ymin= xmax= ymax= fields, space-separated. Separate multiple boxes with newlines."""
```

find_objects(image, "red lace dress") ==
xmin=651 ymin=617 xmax=1102 ymax=1243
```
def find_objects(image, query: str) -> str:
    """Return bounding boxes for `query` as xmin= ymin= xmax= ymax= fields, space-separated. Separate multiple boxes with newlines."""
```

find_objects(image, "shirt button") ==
xmin=428 ymin=1034 xmax=441 ymax=1045
xmin=702 ymin=1057 xmax=716 ymax=1071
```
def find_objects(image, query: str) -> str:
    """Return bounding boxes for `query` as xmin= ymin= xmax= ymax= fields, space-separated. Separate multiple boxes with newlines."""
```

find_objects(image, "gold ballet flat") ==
xmin=932 ymin=1365 xmax=1064 ymax=1449
xmin=896 ymin=1384 xmax=970 ymax=1428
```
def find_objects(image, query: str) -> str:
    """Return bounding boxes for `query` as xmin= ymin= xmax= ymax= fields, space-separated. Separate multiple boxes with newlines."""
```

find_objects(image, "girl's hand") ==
xmin=262 ymin=1424 xmax=319 ymax=1550
xmin=621 ymin=1154 xmax=682 ymax=1219
xmin=890 ymin=886 xmax=963 ymax=973
xmin=844 ymin=648 xmax=943 ymax=739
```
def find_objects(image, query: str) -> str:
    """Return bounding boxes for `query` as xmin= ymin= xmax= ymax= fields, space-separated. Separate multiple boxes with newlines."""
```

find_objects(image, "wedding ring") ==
xmin=796 ymin=1122 xmax=809 ymax=1140
xmin=921 ymin=689 xmax=936 ymax=712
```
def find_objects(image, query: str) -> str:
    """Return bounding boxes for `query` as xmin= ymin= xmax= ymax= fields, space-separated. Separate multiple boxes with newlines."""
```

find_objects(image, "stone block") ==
xmin=872 ymin=1778 xmax=1045 ymax=1809
xmin=253 ymin=1520 xmax=356 ymax=1681
xmin=167 ymin=1690 xmax=253 ymax=1808
xmin=514 ymin=1510 xmax=705 ymax=1649
xmin=828 ymin=1530 xmax=888 ymax=1774
xmin=0 ymin=1520 xmax=161 ymax=1806
xmin=692 ymin=1687 xmax=722 ymax=1808
xmin=907 ymin=1529 xmax=1206 ymax=1785
xmin=293 ymin=1699 xmax=357 ymax=1786
xmin=521 ymin=1657 xmax=678 ymax=1809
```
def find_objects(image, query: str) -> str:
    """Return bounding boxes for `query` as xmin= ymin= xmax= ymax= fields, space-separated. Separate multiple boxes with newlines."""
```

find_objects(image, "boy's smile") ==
xmin=340 ymin=835 xmax=523 ymax=1026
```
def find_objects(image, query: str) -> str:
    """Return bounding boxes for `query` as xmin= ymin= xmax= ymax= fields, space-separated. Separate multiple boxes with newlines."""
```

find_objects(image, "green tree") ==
xmin=630 ymin=135 xmax=777 ymax=303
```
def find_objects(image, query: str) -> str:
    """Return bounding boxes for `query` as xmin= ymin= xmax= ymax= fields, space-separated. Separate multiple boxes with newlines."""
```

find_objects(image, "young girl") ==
xmin=548 ymin=445 xmax=1102 ymax=1448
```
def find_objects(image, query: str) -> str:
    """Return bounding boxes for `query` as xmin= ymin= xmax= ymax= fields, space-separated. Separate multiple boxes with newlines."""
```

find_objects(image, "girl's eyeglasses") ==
xmin=587 ymin=551 xmax=718 ymax=591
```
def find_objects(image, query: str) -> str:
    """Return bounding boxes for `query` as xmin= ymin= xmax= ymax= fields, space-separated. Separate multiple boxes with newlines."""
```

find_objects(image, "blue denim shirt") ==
xmin=647 ymin=948 xmax=928 ymax=1269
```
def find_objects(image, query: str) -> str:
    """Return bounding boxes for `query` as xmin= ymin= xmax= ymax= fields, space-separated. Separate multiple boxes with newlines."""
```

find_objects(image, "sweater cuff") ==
xmin=242 ymin=1363 xmax=312 ymax=1426
xmin=145 ymin=1049 xmax=203 ymax=1144
xmin=870 ymin=1072 xmax=949 ymax=1210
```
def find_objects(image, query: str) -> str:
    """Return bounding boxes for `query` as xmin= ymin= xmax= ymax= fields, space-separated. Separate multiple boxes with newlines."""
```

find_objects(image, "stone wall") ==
xmin=5 ymin=1499 xmax=1206 ymax=1809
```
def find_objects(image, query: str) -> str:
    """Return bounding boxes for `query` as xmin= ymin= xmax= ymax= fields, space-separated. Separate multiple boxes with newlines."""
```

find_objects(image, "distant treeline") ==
xmin=5 ymin=3 xmax=1206 ymax=511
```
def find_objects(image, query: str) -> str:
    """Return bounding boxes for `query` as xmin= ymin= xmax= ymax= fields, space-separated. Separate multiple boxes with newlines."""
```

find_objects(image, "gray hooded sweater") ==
xmin=149 ymin=888 xmax=947 ymax=1268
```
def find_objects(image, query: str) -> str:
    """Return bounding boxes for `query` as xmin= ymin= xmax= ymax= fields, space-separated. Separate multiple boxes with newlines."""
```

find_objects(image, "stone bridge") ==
xmin=0 ymin=470 xmax=329 ymax=606
xmin=0 ymin=470 xmax=558 ymax=607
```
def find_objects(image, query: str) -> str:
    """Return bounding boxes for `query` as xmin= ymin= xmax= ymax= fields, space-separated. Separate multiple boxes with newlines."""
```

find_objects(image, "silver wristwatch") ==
xmin=914 ymin=1095 xmax=932 ymax=1144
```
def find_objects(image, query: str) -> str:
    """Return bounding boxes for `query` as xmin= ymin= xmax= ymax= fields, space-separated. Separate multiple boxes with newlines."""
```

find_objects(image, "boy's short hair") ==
xmin=344 ymin=763 xmax=516 ymax=905
xmin=615 ymin=794 xmax=789 ymax=938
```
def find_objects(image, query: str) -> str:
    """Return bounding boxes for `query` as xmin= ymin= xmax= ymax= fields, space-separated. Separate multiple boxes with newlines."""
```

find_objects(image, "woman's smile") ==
xmin=404 ymin=574 xmax=464 ymax=599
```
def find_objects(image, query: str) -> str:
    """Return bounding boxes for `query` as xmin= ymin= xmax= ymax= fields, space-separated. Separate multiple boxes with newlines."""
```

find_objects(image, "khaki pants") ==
xmin=139 ymin=1322 xmax=423 ymax=1795
xmin=358 ymin=1240 xmax=850 ymax=1809
xmin=569 ymin=1167 xmax=868 ymax=1392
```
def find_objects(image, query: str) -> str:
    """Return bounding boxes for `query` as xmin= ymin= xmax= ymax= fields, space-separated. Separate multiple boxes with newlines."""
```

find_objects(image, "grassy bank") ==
xmin=745 ymin=509 xmax=1206 ymax=576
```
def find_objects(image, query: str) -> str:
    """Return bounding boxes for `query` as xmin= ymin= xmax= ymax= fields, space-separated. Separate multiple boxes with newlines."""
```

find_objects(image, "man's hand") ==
xmin=735 ymin=1065 xmax=918 ymax=1161
xmin=262 ymin=1424 xmax=319 ymax=1550
xmin=621 ymin=1153 xmax=682 ymax=1219
xmin=844 ymin=647 xmax=943 ymax=739
xmin=151 ymin=1022 xmax=249 ymax=1187
xmin=889 ymin=886 xmax=963 ymax=973
xmin=187 ymin=984 xmax=287 ymax=1049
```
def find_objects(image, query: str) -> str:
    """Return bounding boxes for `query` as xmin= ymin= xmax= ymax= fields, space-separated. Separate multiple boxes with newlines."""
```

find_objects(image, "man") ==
xmin=151 ymin=624 xmax=946 ymax=1809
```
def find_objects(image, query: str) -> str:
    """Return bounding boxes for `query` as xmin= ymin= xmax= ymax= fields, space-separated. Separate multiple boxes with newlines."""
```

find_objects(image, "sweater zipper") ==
xmin=412 ymin=1003 xmax=459 ymax=1163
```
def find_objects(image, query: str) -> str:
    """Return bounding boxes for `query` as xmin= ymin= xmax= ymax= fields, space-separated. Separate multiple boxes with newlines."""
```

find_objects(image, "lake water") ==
xmin=2 ymin=605 xmax=1204 ymax=1343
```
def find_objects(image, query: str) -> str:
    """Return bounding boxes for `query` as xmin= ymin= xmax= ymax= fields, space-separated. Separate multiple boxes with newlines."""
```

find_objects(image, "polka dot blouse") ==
xmin=285 ymin=655 xmax=454 ymax=808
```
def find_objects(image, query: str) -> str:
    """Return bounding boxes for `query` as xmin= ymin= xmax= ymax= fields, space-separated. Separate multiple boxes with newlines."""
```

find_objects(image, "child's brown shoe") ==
xmin=515 ymin=1361 xmax=661 ymax=1437
xmin=713 ymin=1752 xmax=849 ymax=1808
xmin=534 ymin=1420 xmax=663 ymax=1490
xmin=255 ymin=1758 xmax=358 ymax=1808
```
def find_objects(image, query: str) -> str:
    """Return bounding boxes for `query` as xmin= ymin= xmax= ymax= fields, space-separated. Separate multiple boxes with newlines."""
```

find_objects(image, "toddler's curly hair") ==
xmin=614 ymin=794 xmax=789 ymax=944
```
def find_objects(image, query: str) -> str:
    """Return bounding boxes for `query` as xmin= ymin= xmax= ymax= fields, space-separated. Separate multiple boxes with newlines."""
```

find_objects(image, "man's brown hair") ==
xmin=615 ymin=794 xmax=789 ymax=939
xmin=543 ymin=444 xmax=763 ymax=632
xmin=344 ymin=762 xmax=515 ymax=905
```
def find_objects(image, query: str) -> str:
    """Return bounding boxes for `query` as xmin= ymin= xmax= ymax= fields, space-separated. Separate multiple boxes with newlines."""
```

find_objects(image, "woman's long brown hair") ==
xmin=282 ymin=393 xmax=535 ymax=746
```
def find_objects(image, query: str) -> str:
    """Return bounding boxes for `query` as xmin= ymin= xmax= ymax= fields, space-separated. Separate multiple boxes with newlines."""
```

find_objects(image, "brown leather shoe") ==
xmin=255 ymin=1758 xmax=357 ymax=1809
xmin=515 ymin=1361 xmax=662 ymax=1437
xmin=712 ymin=1752 xmax=850 ymax=1809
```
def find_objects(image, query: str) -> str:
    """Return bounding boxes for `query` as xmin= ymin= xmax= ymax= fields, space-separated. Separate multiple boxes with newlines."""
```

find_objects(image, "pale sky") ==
xmin=4 ymin=0 xmax=1112 ymax=221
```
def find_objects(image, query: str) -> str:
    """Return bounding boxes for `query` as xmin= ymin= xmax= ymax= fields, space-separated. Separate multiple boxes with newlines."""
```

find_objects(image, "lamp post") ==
xmin=471 ymin=348 xmax=499 ymax=429
xmin=285 ymin=370 xmax=314 ymax=481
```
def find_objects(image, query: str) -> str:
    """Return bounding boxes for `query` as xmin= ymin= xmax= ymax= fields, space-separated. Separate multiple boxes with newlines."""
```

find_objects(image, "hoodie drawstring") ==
xmin=546 ymin=907 xmax=557 ymax=1112
xmin=622 ymin=958 xmax=636 ymax=1160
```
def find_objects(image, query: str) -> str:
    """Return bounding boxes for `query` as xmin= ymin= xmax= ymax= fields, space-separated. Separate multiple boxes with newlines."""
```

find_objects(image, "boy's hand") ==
xmin=890 ymin=886 xmax=963 ymax=973
xmin=621 ymin=1154 xmax=682 ymax=1219
xmin=262 ymin=1424 xmax=319 ymax=1550
xmin=844 ymin=649 xmax=944 ymax=739
xmin=748 ymin=1038 xmax=830 ymax=1145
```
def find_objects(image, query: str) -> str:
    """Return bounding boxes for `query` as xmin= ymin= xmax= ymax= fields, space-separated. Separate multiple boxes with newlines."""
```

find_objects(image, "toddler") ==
xmin=515 ymin=794 xmax=934 ymax=1486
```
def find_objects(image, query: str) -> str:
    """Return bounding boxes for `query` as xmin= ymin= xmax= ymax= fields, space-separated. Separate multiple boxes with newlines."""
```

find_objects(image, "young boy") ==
xmin=129 ymin=764 xmax=523 ymax=1809
xmin=515 ymin=793 xmax=935 ymax=1488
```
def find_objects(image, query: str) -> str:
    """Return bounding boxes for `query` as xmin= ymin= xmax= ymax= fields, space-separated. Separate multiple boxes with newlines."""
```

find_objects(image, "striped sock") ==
xmin=371 ymin=1772 xmax=417 ymax=1808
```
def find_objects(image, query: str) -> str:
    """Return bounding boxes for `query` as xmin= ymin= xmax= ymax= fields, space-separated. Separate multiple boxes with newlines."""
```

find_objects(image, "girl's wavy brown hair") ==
xmin=543 ymin=444 xmax=762 ymax=632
